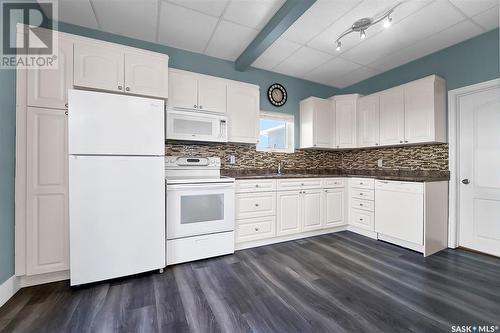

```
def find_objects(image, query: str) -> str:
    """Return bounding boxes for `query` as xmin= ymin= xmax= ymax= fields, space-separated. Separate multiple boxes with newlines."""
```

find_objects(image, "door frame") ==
xmin=447 ymin=78 xmax=500 ymax=248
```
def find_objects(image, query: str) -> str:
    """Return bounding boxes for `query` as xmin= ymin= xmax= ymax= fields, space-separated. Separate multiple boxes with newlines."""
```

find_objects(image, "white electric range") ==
xmin=165 ymin=156 xmax=235 ymax=265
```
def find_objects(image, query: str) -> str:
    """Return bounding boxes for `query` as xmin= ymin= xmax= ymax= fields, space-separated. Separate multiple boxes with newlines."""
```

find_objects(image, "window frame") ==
xmin=256 ymin=111 xmax=295 ymax=153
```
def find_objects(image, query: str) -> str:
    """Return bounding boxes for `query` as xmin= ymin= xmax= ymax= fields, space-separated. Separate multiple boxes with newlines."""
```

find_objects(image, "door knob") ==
xmin=462 ymin=179 xmax=470 ymax=184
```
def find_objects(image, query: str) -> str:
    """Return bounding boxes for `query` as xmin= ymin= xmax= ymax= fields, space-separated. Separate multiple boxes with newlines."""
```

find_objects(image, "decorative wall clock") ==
xmin=267 ymin=83 xmax=287 ymax=107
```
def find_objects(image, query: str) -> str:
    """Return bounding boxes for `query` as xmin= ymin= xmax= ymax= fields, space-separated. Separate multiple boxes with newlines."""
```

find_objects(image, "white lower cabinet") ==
xmin=237 ymin=216 xmax=276 ymax=243
xmin=324 ymin=188 xmax=345 ymax=227
xmin=277 ymin=190 xmax=302 ymax=236
xmin=301 ymin=189 xmax=324 ymax=232
xmin=348 ymin=178 xmax=375 ymax=232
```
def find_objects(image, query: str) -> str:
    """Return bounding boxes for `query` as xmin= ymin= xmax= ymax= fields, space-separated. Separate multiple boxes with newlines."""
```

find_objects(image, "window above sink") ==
xmin=257 ymin=111 xmax=294 ymax=153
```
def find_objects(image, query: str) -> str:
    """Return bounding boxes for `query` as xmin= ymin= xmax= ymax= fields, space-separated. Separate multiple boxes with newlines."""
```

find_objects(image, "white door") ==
xmin=379 ymin=86 xmax=405 ymax=146
xmin=69 ymin=155 xmax=165 ymax=285
xmin=335 ymin=98 xmax=357 ymax=148
xmin=404 ymin=77 xmax=434 ymax=143
xmin=325 ymin=188 xmax=345 ymax=227
xmin=314 ymin=99 xmax=333 ymax=148
xmin=73 ymin=43 xmax=124 ymax=93
xmin=227 ymin=83 xmax=259 ymax=144
xmin=68 ymin=90 xmax=165 ymax=155
xmin=302 ymin=190 xmax=324 ymax=231
xmin=357 ymin=94 xmax=380 ymax=147
xmin=124 ymin=52 xmax=168 ymax=98
xmin=26 ymin=107 xmax=69 ymax=275
xmin=27 ymin=36 xmax=73 ymax=109
xmin=168 ymin=70 xmax=198 ymax=109
xmin=277 ymin=191 xmax=301 ymax=236
xmin=459 ymin=84 xmax=500 ymax=257
xmin=198 ymin=77 xmax=227 ymax=113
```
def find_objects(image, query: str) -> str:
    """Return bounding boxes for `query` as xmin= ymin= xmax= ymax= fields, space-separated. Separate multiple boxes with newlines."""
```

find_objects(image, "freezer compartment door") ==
xmin=68 ymin=89 xmax=165 ymax=156
xmin=69 ymin=155 xmax=165 ymax=285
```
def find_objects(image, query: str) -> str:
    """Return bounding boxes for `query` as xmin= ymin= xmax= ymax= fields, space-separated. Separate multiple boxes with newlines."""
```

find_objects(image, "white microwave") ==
xmin=166 ymin=109 xmax=228 ymax=143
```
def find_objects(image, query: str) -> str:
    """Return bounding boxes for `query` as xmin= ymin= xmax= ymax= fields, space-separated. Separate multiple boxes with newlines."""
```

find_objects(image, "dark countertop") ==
xmin=222 ymin=169 xmax=450 ymax=183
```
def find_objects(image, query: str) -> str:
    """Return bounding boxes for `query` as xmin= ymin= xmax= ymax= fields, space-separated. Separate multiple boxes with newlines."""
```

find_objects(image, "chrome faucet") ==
xmin=277 ymin=161 xmax=284 ymax=175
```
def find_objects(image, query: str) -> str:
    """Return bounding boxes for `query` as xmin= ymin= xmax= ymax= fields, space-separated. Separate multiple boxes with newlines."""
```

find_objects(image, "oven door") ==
xmin=167 ymin=182 xmax=235 ymax=239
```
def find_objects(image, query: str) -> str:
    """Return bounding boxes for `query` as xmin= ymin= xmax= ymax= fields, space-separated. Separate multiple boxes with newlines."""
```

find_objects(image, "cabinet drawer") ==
xmin=277 ymin=178 xmax=323 ymax=190
xmin=236 ymin=179 xmax=276 ymax=193
xmin=350 ymin=209 xmax=374 ymax=231
xmin=323 ymin=178 xmax=345 ymax=188
xmin=236 ymin=216 xmax=276 ymax=243
xmin=236 ymin=192 xmax=276 ymax=219
xmin=166 ymin=232 xmax=234 ymax=265
xmin=351 ymin=189 xmax=374 ymax=201
xmin=350 ymin=178 xmax=375 ymax=189
xmin=351 ymin=198 xmax=374 ymax=212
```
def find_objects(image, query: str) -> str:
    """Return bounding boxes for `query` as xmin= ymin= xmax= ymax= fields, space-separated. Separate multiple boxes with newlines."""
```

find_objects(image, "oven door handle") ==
xmin=167 ymin=183 xmax=235 ymax=191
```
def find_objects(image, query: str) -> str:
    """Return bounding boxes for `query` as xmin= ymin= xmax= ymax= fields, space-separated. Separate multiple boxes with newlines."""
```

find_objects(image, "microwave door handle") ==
xmin=219 ymin=120 xmax=227 ymax=138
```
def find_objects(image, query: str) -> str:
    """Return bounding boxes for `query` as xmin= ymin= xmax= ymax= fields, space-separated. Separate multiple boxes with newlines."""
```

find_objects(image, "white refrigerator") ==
xmin=68 ymin=89 xmax=165 ymax=286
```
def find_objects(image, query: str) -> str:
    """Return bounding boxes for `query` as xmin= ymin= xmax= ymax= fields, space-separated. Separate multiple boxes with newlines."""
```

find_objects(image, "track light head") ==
xmin=360 ymin=30 xmax=366 ymax=39
xmin=383 ymin=15 xmax=392 ymax=28
xmin=336 ymin=40 xmax=342 ymax=51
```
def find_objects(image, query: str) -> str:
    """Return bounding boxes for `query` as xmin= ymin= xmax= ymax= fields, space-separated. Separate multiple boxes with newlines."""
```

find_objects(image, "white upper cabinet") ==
xmin=74 ymin=43 xmax=124 ymax=93
xmin=168 ymin=69 xmax=227 ymax=113
xmin=404 ymin=75 xmax=446 ymax=144
xmin=227 ymin=82 xmax=260 ymax=144
xmin=333 ymin=94 xmax=359 ymax=149
xmin=74 ymin=42 xmax=169 ymax=98
xmin=124 ymin=52 xmax=168 ymax=99
xmin=299 ymin=97 xmax=334 ymax=149
xmin=28 ymin=35 xmax=73 ymax=110
xmin=379 ymin=86 xmax=405 ymax=146
xmin=357 ymin=94 xmax=380 ymax=147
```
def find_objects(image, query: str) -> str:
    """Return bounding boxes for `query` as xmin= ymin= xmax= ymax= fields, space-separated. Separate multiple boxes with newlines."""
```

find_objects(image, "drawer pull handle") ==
xmin=254 ymin=228 xmax=259 ymax=231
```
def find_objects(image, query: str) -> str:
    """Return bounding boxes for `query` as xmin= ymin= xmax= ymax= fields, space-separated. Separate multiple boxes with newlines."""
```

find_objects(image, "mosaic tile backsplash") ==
xmin=165 ymin=142 xmax=449 ymax=172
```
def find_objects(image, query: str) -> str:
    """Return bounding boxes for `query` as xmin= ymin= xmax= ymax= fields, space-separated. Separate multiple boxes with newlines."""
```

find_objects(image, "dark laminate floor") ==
xmin=1 ymin=231 xmax=499 ymax=333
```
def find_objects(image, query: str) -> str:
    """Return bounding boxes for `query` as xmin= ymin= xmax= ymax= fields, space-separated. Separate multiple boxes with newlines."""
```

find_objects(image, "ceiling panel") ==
xmin=223 ymin=0 xmax=285 ymax=29
xmin=329 ymin=66 xmax=381 ymax=88
xmin=158 ymin=2 xmax=219 ymax=53
xmin=92 ymin=0 xmax=158 ymax=42
xmin=449 ymin=0 xmax=499 ymax=17
xmin=252 ymin=37 xmax=302 ymax=70
xmin=472 ymin=5 xmax=500 ymax=30
xmin=273 ymin=46 xmax=332 ymax=77
xmin=57 ymin=0 xmax=99 ymax=29
xmin=205 ymin=20 xmax=258 ymax=60
xmin=280 ymin=0 xmax=361 ymax=44
xmin=303 ymin=56 xmax=361 ymax=85
xmin=165 ymin=0 xmax=229 ymax=17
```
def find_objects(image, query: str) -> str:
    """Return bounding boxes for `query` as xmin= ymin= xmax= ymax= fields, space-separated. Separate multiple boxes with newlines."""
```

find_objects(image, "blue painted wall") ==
xmin=342 ymin=28 xmax=499 ymax=95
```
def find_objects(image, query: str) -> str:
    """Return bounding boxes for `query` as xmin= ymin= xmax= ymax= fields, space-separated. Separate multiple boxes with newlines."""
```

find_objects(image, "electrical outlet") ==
xmin=229 ymin=155 xmax=236 ymax=164
xmin=377 ymin=159 xmax=383 ymax=168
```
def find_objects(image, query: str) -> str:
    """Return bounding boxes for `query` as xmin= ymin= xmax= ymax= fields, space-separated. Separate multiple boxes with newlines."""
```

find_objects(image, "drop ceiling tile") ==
xmin=57 ymin=0 xmax=99 ymax=29
xmin=472 ymin=5 xmax=500 ymax=30
xmin=303 ymin=56 xmax=361 ymax=85
xmin=158 ymin=2 xmax=219 ymax=53
xmin=92 ymin=0 xmax=158 ymax=42
xmin=205 ymin=20 xmax=258 ymax=61
xmin=329 ymin=66 xmax=381 ymax=88
xmin=223 ymin=0 xmax=285 ymax=29
xmin=370 ymin=20 xmax=484 ymax=72
xmin=449 ymin=0 xmax=498 ymax=17
xmin=166 ymin=0 xmax=229 ymax=17
xmin=273 ymin=46 xmax=332 ymax=78
xmin=252 ymin=37 xmax=302 ymax=71
xmin=281 ymin=0 xmax=361 ymax=44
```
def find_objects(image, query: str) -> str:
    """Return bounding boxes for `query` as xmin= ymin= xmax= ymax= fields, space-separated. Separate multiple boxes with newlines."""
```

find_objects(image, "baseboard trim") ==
xmin=235 ymin=225 xmax=348 ymax=250
xmin=347 ymin=225 xmax=378 ymax=239
xmin=0 ymin=275 xmax=20 ymax=308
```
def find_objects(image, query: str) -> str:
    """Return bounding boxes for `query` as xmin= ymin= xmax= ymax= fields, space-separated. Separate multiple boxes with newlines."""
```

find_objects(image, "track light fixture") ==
xmin=335 ymin=3 xmax=400 ymax=51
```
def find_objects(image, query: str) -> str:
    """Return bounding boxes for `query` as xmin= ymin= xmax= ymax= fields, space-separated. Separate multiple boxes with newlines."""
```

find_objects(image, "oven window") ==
xmin=180 ymin=194 xmax=224 ymax=224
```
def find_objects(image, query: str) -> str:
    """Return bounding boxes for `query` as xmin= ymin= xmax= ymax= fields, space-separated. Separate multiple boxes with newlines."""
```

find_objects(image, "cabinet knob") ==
xmin=359 ymin=193 xmax=363 ymax=195
xmin=404 ymin=140 xmax=408 ymax=143
xmin=118 ymin=85 xmax=122 ymax=90
xmin=255 ymin=228 xmax=259 ymax=231
xmin=194 ymin=105 xmax=198 ymax=108
xmin=301 ymin=183 xmax=304 ymax=186
xmin=399 ymin=140 xmax=403 ymax=143
xmin=64 ymin=110 xmax=68 ymax=115
xmin=255 ymin=184 xmax=259 ymax=187
xmin=255 ymin=203 xmax=259 ymax=207
xmin=199 ymin=105 xmax=203 ymax=109
xmin=359 ymin=203 xmax=363 ymax=206
xmin=359 ymin=218 xmax=364 ymax=221
xmin=126 ymin=87 xmax=130 ymax=92
xmin=375 ymin=143 xmax=379 ymax=145
xmin=64 ymin=103 xmax=68 ymax=108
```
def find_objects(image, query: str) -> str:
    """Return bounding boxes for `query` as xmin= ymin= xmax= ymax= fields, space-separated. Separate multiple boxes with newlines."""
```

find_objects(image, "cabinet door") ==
xmin=168 ymin=70 xmax=198 ymax=109
xmin=357 ymin=94 xmax=380 ymax=147
xmin=325 ymin=188 xmax=345 ymax=227
xmin=335 ymin=98 xmax=357 ymax=148
xmin=404 ymin=77 xmax=435 ymax=143
xmin=26 ymin=107 xmax=69 ymax=275
xmin=379 ymin=86 xmax=404 ymax=146
xmin=198 ymin=77 xmax=227 ymax=113
xmin=124 ymin=52 xmax=168 ymax=98
xmin=302 ymin=189 xmax=324 ymax=232
xmin=277 ymin=191 xmax=301 ymax=236
xmin=74 ymin=43 xmax=124 ymax=93
xmin=227 ymin=83 xmax=259 ymax=144
xmin=27 ymin=36 xmax=73 ymax=109
xmin=314 ymin=99 xmax=334 ymax=148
